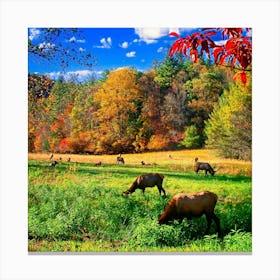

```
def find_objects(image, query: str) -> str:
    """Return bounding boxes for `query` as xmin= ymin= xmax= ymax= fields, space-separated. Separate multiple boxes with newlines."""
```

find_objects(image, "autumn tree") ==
xmin=68 ymin=84 xmax=99 ymax=153
xmin=28 ymin=74 xmax=54 ymax=151
xmin=160 ymin=69 xmax=189 ymax=144
xmin=168 ymin=28 xmax=252 ymax=85
xmin=93 ymin=68 xmax=141 ymax=153
xmin=185 ymin=66 xmax=231 ymax=128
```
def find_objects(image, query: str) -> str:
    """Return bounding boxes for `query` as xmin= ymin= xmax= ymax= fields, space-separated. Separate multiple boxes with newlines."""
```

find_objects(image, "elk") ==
xmin=141 ymin=161 xmax=151 ymax=166
xmin=50 ymin=160 xmax=58 ymax=167
xmin=95 ymin=161 xmax=102 ymax=166
xmin=123 ymin=173 xmax=166 ymax=196
xmin=194 ymin=158 xmax=215 ymax=176
xmin=158 ymin=191 xmax=221 ymax=237
xmin=116 ymin=154 xmax=125 ymax=164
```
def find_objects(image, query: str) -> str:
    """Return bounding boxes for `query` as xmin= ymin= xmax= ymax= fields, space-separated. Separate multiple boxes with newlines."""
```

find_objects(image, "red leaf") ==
xmin=169 ymin=32 xmax=180 ymax=37
xmin=233 ymin=71 xmax=247 ymax=86
xmin=225 ymin=38 xmax=236 ymax=50
xmin=190 ymin=49 xmax=198 ymax=62
xmin=240 ymin=72 xmax=247 ymax=86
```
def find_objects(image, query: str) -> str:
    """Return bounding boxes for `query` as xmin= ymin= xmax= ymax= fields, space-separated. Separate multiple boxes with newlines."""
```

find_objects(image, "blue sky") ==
xmin=28 ymin=27 xmax=243 ymax=81
xmin=28 ymin=27 xmax=200 ymax=80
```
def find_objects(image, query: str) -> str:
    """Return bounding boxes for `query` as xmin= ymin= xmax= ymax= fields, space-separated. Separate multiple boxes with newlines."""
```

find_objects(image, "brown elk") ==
xmin=50 ymin=160 xmax=58 ymax=167
xmin=194 ymin=158 xmax=215 ymax=176
xmin=123 ymin=173 xmax=166 ymax=196
xmin=95 ymin=161 xmax=102 ymax=166
xmin=158 ymin=191 xmax=221 ymax=236
xmin=116 ymin=155 xmax=125 ymax=164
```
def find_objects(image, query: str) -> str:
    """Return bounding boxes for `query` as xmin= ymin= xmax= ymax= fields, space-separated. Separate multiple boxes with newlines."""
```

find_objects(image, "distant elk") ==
xmin=158 ymin=191 xmax=221 ymax=237
xmin=50 ymin=160 xmax=58 ymax=167
xmin=116 ymin=155 xmax=125 ymax=164
xmin=67 ymin=157 xmax=71 ymax=162
xmin=123 ymin=173 xmax=166 ymax=196
xmin=141 ymin=161 xmax=151 ymax=166
xmin=95 ymin=161 xmax=102 ymax=166
xmin=194 ymin=158 xmax=216 ymax=176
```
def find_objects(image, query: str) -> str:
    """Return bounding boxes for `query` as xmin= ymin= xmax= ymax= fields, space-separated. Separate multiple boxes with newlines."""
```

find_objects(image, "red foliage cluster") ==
xmin=169 ymin=28 xmax=252 ymax=85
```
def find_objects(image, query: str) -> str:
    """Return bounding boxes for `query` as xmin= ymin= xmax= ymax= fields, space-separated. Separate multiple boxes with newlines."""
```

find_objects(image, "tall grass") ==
xmin=28 ymin=158 xmax=252 ymax=252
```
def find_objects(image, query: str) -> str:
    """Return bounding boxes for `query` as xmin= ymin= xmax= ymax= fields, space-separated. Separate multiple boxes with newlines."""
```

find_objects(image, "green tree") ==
xmin=181 ymin=125 xmax=204 ymax=149
xmin=205 ymin=78 xmax=252 ymax=160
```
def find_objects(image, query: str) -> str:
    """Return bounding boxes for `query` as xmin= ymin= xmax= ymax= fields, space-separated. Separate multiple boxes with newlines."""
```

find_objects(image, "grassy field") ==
xmin=28 ymin=149 xmax=252 ymax=252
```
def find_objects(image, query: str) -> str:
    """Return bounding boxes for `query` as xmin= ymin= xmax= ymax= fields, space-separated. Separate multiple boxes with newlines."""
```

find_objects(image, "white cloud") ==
xmin=46 ymin=70 xmax=96 ymax=81
xmin=126 ymin=51 xmax=136 ymax=57
xmin=246 ymin=29 xmax=252 ymax=37
xmin=94 ymin=37 xmax=112 ymax=49
xmin=214 ymin=40 xmax=227 ymax=46
xmin=157 ymin=47 xmax=164 ymax=53
xmin=134 ymin=28 xmax=180 ymax=44
xmin=134 ymin=28 xmax=196 ymax=44
xmin=38 ymin=42 xmax=55 ymax=50
xmin=79 ymin=47 xmax=86 ymax=52
xmin=28 ymin=28 xmax=40 ymax=41
xmin=68 ymin=36 xmax=86 ymax=43
xmin=68 ymin=36 xmax=76 ymax=42
xmin=120 ymin=41 xmax=129 ymax=49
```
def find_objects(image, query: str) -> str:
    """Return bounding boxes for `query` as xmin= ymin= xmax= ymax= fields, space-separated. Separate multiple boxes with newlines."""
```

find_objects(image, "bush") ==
xmin=181 ymin=125 xmax=204 ymax=149
xmin=147 ymin=134 xmax=172 ymax=151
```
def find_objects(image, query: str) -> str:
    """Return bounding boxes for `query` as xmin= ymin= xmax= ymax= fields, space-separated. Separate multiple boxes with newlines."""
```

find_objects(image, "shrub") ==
xmin=181 ymin=125 xmax=205 ymax=149
xmin=147 ymin=134 xmax=171 ymax=151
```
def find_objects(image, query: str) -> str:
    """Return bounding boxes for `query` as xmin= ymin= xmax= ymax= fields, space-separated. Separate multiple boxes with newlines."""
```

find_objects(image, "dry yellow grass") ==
xmin=28 ymin=149 xmax=252 ymax=176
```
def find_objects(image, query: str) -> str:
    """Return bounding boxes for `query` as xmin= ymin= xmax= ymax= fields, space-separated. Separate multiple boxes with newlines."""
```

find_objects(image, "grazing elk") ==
xmin=158 ymin=191 xmax=221 ymax=237
xmin=116 ymin=154 xmax=125 ymax=164
xmin=95 ymin=161 xmax=102 ymax=166
xmin=50 ymin=160 xmax=58 ymax=167
xmin=123 ymin=173 xmax=166 ymax=196
xmin=194 ymin=158 xmax=215 ymax=176
xmin=141 ymin=161 xmax=151 ymax=166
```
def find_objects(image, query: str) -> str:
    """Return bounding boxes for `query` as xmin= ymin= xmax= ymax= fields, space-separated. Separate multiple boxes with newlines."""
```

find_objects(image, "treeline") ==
xmin=28 ymin=57 xmax=251 ymax=160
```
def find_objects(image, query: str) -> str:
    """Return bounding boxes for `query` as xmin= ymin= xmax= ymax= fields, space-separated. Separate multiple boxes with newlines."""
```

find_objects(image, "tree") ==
xmin=93 ymin=68 xmax=141 ymax=153
xmin=181 ymin=125 xmax=204 ymax=149
xmin=28 ymin=28 xmax=96 ymax=70
xmin=28 ymin=74 xmax=54 ymax=152
xmin=169 ymin=28 xmax=252 ymax=85
xmin=185 ymin=67 xmax=228 ymax=128
xmin=205 ymin=77 xmax=252 ymax=160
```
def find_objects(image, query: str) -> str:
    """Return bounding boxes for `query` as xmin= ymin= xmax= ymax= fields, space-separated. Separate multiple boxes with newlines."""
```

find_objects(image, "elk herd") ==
xmin=47 ymin=152 xmax=221 ymax=237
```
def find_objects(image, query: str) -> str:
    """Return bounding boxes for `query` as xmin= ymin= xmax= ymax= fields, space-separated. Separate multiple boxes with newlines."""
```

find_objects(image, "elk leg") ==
xmin=157 ymin=184 xmax=166 ymax=196
xmin=212 ymin=213 xmax=221 ymax=237
xmin=205 ymin=214 xmax=212 ymax=234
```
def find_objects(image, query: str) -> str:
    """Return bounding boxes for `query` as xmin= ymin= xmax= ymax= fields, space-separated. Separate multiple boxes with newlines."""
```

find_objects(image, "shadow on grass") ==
xmin=28 ymin=160 xmax=251 ymax=184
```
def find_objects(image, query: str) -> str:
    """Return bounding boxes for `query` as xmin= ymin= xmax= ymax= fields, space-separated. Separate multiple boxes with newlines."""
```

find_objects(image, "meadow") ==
xmin=28 ymin=149 xmax=252 ymax=252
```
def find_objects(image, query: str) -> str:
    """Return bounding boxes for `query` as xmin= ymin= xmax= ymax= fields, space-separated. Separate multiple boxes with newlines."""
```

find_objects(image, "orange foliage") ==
xmin=147 ymin=134 xmax=171 ymax=151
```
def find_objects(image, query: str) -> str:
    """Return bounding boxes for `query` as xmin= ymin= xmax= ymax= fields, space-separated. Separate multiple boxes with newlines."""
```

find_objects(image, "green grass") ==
xmin=28 ymin=160 xmax=252 ymax=252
